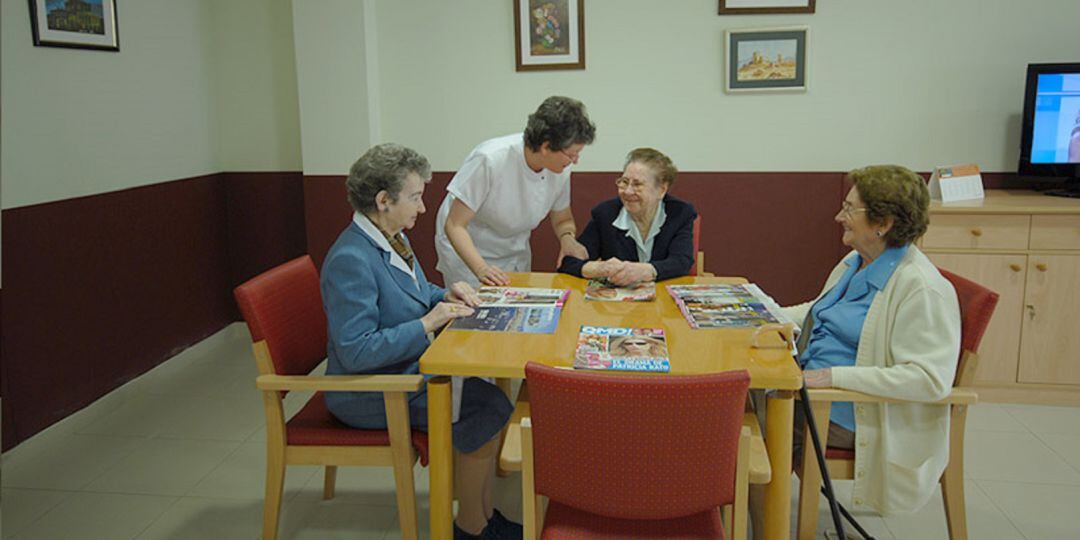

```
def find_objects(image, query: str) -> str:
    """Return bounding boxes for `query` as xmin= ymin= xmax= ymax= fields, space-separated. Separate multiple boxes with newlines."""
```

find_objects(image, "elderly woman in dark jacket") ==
xmin=558 ymin=147 xmax=697 ymax=284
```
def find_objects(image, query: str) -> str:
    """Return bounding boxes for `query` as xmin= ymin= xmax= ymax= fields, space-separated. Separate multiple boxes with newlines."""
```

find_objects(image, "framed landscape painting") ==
xmin=724 ymin=27 xmax=808 ymax=93
xmin=28 ymin=0 xmax=119 ymax=51
xmin=514 ymin=0 xmax=585 ymax=71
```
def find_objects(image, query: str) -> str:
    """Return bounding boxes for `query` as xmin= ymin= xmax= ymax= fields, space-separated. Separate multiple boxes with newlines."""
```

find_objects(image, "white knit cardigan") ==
xmin=783 ymin=245 xmax=961 ymax=514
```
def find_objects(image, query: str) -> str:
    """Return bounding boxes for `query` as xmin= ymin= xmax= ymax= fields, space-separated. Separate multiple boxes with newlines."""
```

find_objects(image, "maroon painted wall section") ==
xmin=224 ymin=172 xmax=308 ymax=299
xmin=304 ymin=171 xmax=856 ymax=305
xmin=1 ymin=172 xmax=306 ymax=450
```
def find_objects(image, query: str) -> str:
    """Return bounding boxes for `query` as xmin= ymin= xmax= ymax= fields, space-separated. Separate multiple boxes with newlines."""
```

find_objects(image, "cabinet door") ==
xmin=927 ymin=253 xmax=1026 ymax=384
xmin=1019 ymin=255 xmax=1080 ymax=385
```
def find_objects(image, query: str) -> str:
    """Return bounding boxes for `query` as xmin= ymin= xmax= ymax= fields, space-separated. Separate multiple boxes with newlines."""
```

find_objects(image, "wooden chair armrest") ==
xmin=256 ymin=374 xmax=424 ymax=392
xmin=801 ymin=387 xmax=977 ymax=405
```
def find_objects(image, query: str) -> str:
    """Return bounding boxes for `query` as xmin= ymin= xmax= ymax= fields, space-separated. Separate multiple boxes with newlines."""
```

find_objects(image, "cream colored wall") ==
xmin=295 ymin=0 xmax=1080 ymax=174
xmin=212 ymin=0 xmax=303 ymax=172
xmin=1 ymin=0 xmax=218 ymax=209
xmin=290 ymin=0 xmax=374 ymax=176
xmin=0 ymin=0 xmax=304 ymax=210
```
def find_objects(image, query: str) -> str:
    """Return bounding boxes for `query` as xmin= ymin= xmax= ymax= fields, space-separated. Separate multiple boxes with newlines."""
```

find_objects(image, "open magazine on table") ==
xmin=666 ymin=283 xmax=790 ymax=329
xmin=449 ymin=287 xmax=570 ymax=333
xmin=584 ymin=279 xmax=656 ymax=302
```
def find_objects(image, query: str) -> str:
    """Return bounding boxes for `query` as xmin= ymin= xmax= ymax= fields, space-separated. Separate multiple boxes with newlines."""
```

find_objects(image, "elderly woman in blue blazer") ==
xmin=321 ymin=143 xmax=519 ymax=540
xmin=558 ymin=147 xmax=697 ymax=284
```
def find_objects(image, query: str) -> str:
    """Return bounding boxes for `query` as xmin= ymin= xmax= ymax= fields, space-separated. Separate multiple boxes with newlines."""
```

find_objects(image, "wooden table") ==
xmin=420 ymin=273 xmax=803 ymax=540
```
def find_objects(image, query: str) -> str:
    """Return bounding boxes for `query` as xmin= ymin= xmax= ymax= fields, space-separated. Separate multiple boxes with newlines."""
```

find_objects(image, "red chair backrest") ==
xmin=525 ymin=362 xmax=750 ymax=520
xmin=689 ymin=215 xmax=701 ymax=275
xmin=936 ymin=268 xmax=999 ymax=358
xmin=234 ymin=255 xmax=328 ymax=377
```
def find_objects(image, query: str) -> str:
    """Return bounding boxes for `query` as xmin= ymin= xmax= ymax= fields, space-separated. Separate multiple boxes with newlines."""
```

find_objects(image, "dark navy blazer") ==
xmin=558 ymin=195 xmax=697 ymax=281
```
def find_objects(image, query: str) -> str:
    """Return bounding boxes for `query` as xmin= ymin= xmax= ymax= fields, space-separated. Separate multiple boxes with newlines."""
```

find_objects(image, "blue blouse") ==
xmin=801 ymin=245 xmax=908 ymax=431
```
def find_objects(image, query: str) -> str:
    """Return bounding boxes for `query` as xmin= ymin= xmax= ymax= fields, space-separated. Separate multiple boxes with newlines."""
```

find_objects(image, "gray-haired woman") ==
xmin=322 ymin=143 xmax=521 ymax=539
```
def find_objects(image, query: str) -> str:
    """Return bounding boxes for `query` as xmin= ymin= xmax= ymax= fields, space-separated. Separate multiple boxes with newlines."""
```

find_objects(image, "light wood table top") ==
xmin=420 ymin=273 xmax=803 ymax=390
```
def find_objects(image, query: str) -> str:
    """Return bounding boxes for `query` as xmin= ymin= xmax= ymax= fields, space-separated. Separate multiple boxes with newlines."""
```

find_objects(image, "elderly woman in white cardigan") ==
xmin=777 ymin=164 xmax=962 ymax=518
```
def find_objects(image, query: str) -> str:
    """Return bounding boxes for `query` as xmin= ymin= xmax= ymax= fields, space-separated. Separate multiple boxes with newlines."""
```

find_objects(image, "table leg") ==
xmin=764 ymin=390 xmax=794 ymax=540
xmin=494 ymin=378 xmax=514 ymax=478
xmin=428 ymin=377 xmax=454 ymax=540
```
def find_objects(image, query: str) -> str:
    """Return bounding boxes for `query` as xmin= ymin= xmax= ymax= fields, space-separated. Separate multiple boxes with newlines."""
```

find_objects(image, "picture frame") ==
xmin=724 ymin=26 xmax=808 ymax=93
xmin=719 ymin=0 xmax=815 ymax=15
xmin=514 ymin=0 xmax=585 ymax=72
xmin=28 ymin=0 xmax=119 ymax=52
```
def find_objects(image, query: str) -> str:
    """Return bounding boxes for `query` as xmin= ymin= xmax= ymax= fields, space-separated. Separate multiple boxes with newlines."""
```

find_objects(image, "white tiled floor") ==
xmin=3 ymin=323 xmax=1080 ymax=539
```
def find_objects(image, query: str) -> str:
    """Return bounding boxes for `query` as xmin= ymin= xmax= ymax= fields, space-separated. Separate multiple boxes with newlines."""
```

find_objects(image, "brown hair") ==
xmin=847 ymin=165 xmax=930 ymax=247
xmin=624 ymin=147 xmax=678 ymax=188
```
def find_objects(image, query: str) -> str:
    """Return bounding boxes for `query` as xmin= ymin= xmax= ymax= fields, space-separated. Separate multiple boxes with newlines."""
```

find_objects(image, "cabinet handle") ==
xmin=1009 ymin=264 xmax=1022 ymax=272
xmin=1027 ymin=304 xmax=1036 ymax=321
xmin=1035 ymin=263 xmax=1048 ymax=272
xmin=970 ymin=228 xmax=983 ymax=237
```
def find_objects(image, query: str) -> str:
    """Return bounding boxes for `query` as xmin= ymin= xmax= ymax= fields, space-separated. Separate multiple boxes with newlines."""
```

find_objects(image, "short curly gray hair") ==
xmin=346 ymin=143 xmax=432 ymax=214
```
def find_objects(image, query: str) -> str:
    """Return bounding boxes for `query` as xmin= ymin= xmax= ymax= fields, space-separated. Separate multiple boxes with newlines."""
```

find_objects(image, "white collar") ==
xmin=353 ymin=212 xmax=416 ymax=278
xmin=612 ymin=199 xmax=666 ymax=241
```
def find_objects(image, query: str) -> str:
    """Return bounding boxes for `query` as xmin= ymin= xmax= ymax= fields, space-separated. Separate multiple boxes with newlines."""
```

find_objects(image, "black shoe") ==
xmin=482 ymin=508 xmax=523 ymax=539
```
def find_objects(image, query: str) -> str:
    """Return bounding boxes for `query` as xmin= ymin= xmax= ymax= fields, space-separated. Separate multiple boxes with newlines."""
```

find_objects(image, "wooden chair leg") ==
xmin=386 ymin=391 xmax=419 ymax=540
xmin=942 ymin=404 xmax=969 ymax=540
xmin=323 ymin=466 xmax=337 ymax=500
xmin=522 ymin=418 xmax=542 ymax=540
xmin=733 ymin=426 xmax=751 ymax=540
xmin=263 ymin=443 xmax=286 ymax=540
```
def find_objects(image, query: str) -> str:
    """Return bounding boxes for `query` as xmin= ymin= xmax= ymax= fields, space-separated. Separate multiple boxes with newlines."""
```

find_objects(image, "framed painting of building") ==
xmin=28 ymin=0 xmax=120 ymax=51
xmin=514 ymin=0 xmax=585 ymax=71
xmin=724 ymin=27 xmax=808 ymax=93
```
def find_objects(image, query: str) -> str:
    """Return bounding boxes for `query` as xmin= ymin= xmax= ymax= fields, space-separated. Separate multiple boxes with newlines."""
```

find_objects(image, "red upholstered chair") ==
xmin=691 ymin=215 xmax=713 ymax=276
xmin=794 ymin=267 xmax=999 ymax=540
xmin=233 ymin=255 xmax=429 ymax=540
xmin=521 ymin=362 xmax=751 ymax=539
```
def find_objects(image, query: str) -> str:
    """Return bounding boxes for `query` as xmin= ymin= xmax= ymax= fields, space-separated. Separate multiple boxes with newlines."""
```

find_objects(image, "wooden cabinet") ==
xmin=924 ymin=191 xmax=1080 ymax=404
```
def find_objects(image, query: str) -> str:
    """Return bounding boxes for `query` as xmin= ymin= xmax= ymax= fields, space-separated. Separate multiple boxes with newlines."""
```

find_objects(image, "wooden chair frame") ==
xmin=794 ymin=350 xmax=980 ymax=540
xmin=250 ymin=339 xmax=424 ymax=540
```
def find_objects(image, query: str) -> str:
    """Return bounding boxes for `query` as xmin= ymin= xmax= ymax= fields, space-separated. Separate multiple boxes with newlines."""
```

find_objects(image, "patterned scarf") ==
xmin=379 ymin=227 xmax=415 ymax=271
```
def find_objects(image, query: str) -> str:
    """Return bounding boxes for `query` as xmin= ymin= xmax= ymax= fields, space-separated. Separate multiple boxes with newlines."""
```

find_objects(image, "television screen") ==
xmin=1029 ymin=73 xmax=1080 ymax=164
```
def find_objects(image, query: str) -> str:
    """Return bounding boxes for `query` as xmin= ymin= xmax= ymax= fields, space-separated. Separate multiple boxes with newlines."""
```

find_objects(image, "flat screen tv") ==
xmin=1018 ymin=63 xmax=1080 ymax=197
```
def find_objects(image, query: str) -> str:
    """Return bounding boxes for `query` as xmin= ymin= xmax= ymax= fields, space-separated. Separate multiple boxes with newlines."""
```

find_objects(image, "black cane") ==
xmin=798 ymin=383 xmax=848 ymax=540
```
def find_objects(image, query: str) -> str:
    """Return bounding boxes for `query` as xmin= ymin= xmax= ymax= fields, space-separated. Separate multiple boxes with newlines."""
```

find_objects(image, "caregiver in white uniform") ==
xmin=435 ymin=96 xmax=597 ymax=286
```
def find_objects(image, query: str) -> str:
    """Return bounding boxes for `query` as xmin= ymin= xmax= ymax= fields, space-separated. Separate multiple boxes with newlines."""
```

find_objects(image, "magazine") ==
xmin=475 ymin=287 xmax=570 ymax=307
xmin=573 ymin=326 xmax=670 ymax=372
xmin=450 ymin=287 xmax=570 ymax=333
xmin=667 ymin=283 xmax=789 ymax=329
xmin=584 ymin=279 xmax=656 ymax=302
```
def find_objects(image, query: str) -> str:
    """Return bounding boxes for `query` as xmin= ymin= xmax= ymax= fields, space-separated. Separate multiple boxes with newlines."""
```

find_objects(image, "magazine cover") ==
xmin=451 ymin=306 xmax=562 ymax=334
xmin=667 ymin=283 xmax=788 ymax=329
xmin=573 ymin=326 xmax=670 ymax=372
xmin=584 ymin=279 xmax=656 ymax=302
xmin=476 ymin=287 xmax=570 ymax=307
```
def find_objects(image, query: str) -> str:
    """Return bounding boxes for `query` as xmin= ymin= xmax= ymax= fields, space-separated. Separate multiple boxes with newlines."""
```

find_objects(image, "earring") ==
xmin=876 ymin=231 xmax=883 ymax=237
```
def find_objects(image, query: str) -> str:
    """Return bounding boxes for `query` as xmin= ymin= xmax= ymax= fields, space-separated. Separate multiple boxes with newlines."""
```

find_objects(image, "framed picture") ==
xmin=514 ymin=0 xmax=585 ymax=72
xmin=28 ymin=0 xmax=119 ymax=51
xmin=719 ymin=0 xmax=815 ymax=15
xmin=724 ymin=27 xmax=808 ymax=93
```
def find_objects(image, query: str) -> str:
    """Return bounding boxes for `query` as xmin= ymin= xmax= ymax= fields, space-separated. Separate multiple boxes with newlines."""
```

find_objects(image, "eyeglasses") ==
xmin=839 ymin=202 xmax=869 ymax=219
xmin=615 ymin=177 xmax=649 ymax=191
xmin=559 ymin=149 xmax=581 ymax=163
xmin=623 ymin=340 xmax=649 ymax=347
